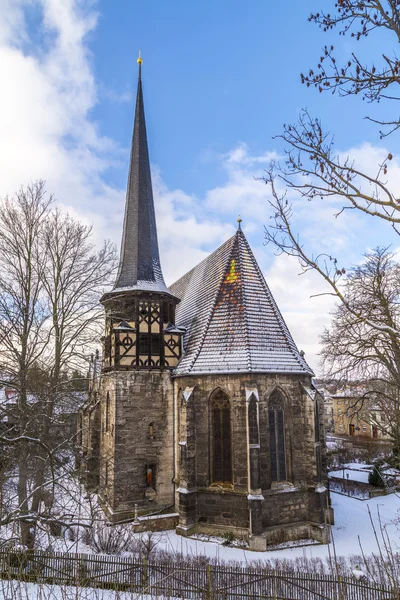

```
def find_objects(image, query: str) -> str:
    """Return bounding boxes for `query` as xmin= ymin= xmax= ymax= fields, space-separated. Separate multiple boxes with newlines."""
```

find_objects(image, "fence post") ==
xmin=273 ymin=572 xmax=277 ymax=600
xmin=207 ymin=564 xmax=211 ymax=600
xmin=142 ymin=557 xmax=147 ymax=591
xmin=337 ymin=574 xmax=344 ymax=600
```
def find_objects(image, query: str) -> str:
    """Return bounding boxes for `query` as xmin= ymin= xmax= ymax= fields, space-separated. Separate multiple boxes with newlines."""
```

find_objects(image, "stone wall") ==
xmin=174 ymin=372 xmax=331 ymax=542
xmin=98 ymin=369 xmax=174 ymax=521
xmin=196 ymin=489 xmax=249 ymax=530
xmin=131 ymin=513 xmax=179 ymax=533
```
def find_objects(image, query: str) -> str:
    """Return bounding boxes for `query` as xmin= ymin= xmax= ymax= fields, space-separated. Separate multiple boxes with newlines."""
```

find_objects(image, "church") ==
xmin=78 ymin=57 xmax=333 ymax=551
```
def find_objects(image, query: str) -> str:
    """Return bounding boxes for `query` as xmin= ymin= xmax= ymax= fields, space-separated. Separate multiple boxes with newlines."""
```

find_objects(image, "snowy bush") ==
xmin=81 ymin=519 xmax=131 ymax=555
xmin=368 ymin=462 xmax=385 ymax=487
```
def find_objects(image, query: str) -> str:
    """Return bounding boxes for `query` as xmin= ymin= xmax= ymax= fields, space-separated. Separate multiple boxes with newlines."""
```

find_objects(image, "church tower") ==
xmin=97 ymin=57 xmax=184 ymax=519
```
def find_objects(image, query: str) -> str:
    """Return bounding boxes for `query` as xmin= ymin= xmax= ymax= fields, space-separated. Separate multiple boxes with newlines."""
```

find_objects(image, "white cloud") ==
xmin=264 ymin=253 xmax=336 ymax=372
xmin=205 ymin=143 xmax=278 ymax=222
xmin=0 ymin=0 xmax=116 ymax=233
xmin=153 ymin=169 xmax=235 ymax=284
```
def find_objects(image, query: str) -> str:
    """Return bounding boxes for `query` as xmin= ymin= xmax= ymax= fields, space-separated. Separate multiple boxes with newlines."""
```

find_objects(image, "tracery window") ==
xmin=248 ymin=396 xmax=258 ymax=446
xmin=105 ymin=391 xmax=110 ymax=433
xmin=314 ymin=398 xmax=321 ymax=443
xmin=314 ymin=397 xmax=322 ymax=481
xmin=211 ymin=391 xmax=232 ymax=483
xmin=268 ymin=391 xmax=287 ymax=482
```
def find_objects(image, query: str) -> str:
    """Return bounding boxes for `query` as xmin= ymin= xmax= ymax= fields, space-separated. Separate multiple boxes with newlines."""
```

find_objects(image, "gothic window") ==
xmin=315 ymin=397 xmax=322 ymax=481
xmin=104 ymin=460 xmax=109 ymax=494
xmin=211 ymin=390 xmax=232 ymax=484
xmin=268 ymin=393 xmax=287 ymax=482
xmin=77 ymin=415 xmax=83 ymax=446
xmin=104 ymin=336 xmax=111 ymax=359
xmin=314 ymin=398 xmax=321 ymax=443
xmin=248 ymin=396 xmax=258 ymax=445
xmin=105 ymin=392 xmax=110 ymax=433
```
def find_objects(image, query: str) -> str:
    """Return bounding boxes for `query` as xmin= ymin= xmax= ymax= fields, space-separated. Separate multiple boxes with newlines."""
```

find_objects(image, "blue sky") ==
xmin=0 ymin=0 xmax=398 ymax=371
xmin=89 ymin=0 xmax=386 ymax=194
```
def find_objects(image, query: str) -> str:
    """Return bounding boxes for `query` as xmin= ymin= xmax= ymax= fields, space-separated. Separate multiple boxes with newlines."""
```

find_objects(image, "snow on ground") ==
xmin=141 ymin=492 xmax=400 ymax=563
xmin=326 ymin=441 xmax=339 ymax=450
xmin=329 ymin=468 xmax=371 ymax=483
xmin=0 ymin=580 xmax=163 ymax=599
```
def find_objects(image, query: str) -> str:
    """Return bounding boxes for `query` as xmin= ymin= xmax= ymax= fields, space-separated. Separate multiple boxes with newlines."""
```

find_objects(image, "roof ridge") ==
xmin=169 ymin=232 xmax=236 ymax=291
xmin=237 ymin=232 xmax=252 ymax=372
xmin=240 ymin=232 xmax=313 ymax=374
xmin=186 ymin=235 xmax=238 ymax=373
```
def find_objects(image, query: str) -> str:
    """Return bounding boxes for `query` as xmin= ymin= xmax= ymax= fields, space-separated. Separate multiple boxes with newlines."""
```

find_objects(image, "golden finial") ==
xmin=237 ymin=215 xmax=242 ymax=230
xmin=137 ymin=50 xmax=143 ymax=65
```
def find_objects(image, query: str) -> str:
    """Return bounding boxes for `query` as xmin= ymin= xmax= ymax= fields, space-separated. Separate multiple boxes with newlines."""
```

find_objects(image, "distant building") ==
xmin=0 ymin=387 xmax=18 ymax=428
xmin=332 ymin=391 xmax=391 ymax=440
xmin=314 ymin=385 xmax=334 ymax=432
xmin=77 ymin=59 xmax=332 ymax=550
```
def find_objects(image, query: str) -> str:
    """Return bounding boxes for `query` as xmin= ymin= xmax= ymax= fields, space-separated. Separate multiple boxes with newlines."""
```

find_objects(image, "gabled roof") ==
xmin=113 ymin=60 xmax=169 ymax=294
xmin=169 ymin=229 xmax=313 ymax=376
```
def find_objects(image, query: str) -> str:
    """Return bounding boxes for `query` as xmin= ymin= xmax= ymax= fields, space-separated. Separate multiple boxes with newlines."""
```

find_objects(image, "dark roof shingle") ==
xmin=169 ymin=230 xmax=313 ymax=376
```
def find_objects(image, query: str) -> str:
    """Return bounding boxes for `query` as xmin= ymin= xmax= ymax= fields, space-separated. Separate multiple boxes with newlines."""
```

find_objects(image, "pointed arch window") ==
xmin=268 ymin=392 xmax=287 ymax=482
xmin=248 ymin=396 xmax=259 ymax=446
xmin=211 ymin=391 xmax=232 ymax=484
xmin=105 ymin=391 xmax=110 ymax=433
xmin=315 ymin=397 xmax=322 ymax=481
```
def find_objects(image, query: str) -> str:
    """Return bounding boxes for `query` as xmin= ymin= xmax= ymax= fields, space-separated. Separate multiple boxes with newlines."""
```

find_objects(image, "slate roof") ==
xmin=113 ymin=62 xmax=169 ymax=294
xmin=169 ymin=229 xmax=313 ymax=376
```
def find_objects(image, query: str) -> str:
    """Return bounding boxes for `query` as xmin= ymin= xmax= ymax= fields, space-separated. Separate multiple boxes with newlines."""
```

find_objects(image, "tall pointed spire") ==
xmin=114 ymin=53 xmax=168 ymax=293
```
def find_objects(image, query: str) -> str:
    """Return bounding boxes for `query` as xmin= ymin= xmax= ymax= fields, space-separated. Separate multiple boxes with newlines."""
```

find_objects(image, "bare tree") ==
xmin=321 ymin=247 xmax=400 ymax=451
xmin=28 ymin=210 xmax=116 ymax=530
xmin=0 ymin=182 xmax=52 ymax=545
xmin=0 ymin=183 xmax=117 ymax=547
xmin=265 ymin=1 xmax=400 ymax=336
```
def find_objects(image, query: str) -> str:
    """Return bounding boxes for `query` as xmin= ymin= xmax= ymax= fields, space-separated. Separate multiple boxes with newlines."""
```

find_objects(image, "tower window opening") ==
xmin=148 ymin=422 xmax=154 ymax=438
xmin=146 ymin=466 xmax=153 ymax=488
xmin=145 ymin=465 xmax=156 ymax=489
xmin=105 ymin=392 xmax=110 ymax=433
xmin=139 ymin=333 xmax=161 ymax=356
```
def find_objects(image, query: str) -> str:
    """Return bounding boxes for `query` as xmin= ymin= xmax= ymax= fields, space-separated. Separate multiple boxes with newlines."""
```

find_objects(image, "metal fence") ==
xmin=0 ymin=548 xmax=398 ymax=599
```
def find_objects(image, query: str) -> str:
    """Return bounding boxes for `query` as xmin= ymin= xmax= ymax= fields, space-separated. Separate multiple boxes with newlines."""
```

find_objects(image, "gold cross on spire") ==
xmin=137 ymin=50 xmax=143 ymax=65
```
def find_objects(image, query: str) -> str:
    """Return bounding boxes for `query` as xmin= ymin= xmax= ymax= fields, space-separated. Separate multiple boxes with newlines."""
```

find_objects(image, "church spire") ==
xmin=114 ymin=54 xmax=168 ymax=293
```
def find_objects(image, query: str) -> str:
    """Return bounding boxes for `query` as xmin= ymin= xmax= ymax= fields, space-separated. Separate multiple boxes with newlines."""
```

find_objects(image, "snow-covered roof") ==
xmin=169 ymin=230 xmax=313 ymax=376
xmin=302 ymin=384 xmax=319 ymax=400
xmin=56 ymin=391 xmax=86 ymax=415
